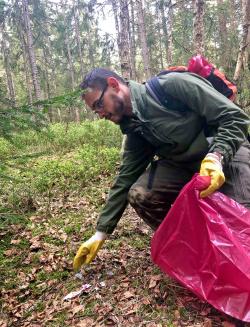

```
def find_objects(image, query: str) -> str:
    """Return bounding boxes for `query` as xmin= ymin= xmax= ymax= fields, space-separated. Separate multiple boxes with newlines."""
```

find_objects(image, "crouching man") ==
xmin=73 ymin=68 xmax=250 ymax=270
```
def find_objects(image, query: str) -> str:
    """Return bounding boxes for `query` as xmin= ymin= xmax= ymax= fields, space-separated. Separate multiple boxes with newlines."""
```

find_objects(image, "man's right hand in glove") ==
xmin=199 ymin=152 xmax=225 ymax=198
xmin=73 ymin=231 xmax=107 ymax=271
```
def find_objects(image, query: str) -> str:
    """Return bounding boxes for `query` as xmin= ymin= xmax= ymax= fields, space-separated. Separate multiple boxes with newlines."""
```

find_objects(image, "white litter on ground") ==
xmin=63 ymin=283 xmax=91 ymax=301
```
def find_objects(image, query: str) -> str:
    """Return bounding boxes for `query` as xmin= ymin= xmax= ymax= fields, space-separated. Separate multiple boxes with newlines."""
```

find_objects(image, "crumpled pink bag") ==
xmin=151 ymin=174 xmax=250 ymax=322
xmin=187 ymin=55 xmax=213 ymax=77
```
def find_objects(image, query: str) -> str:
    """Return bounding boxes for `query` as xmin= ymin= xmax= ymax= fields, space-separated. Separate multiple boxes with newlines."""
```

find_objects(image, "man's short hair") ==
xmin=80 ymin=68 xmax=126 ymax=92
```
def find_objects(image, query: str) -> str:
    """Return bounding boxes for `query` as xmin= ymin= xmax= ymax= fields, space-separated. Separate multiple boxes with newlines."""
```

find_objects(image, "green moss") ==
xmin=127 ymin=235 xmax=149 ymax=250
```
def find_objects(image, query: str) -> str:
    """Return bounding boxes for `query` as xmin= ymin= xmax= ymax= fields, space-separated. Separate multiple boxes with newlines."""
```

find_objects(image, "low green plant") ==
xmin=0 ymin=121 xmax=122 ymax=214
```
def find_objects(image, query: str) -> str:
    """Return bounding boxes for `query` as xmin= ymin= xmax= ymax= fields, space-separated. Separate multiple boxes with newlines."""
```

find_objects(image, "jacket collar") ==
xmin=119 ymin=80 xmax=148 ymax=134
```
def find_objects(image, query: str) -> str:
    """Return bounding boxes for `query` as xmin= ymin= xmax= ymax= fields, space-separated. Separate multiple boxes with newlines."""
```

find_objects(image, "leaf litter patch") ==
xmin=1 ymin=203 xmax=249 ymax=327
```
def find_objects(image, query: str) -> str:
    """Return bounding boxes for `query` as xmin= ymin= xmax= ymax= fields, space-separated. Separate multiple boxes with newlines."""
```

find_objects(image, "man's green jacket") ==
xmin=96 ymin=72 xmax=250 ymax=234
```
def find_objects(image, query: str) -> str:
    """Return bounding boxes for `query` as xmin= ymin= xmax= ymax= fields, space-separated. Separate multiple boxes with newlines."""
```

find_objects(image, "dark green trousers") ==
xmin=128 ymin=142 xmax=250 ymax=230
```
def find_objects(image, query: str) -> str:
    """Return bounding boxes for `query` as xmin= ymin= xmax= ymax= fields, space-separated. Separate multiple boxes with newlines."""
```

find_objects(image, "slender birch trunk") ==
xmin=119 ymin=0 xmax=131 ymax=79
xmin=66 ymin=34 xmax=75 ymax=89
xmin=44 ymin=0 xmax=57 ymax=94
xmin=42 ymin=48 xmax=54 ymax=122
xmin=160 ymin=1 xmax=168 ymax=66
xmin=136 ymin=0 xmax=151 ymax=78
xmin=128 ymin=0 xmax=137 ymax=79
xmin=73 ymin=0 xmax=84 ymax=77
xmin=22 ymin=0 xmax=42 ymax=100
xmin=233 ymin=0 xmax=250 ymax=81
xmin=217 ymin=0 xmax=228 ymax=69
xmin=167 ymin=1 xmax=174 ymax=66
xmin=193 ymin=0 xmax=205 ymax=55
xmin=18 ymin=28 xmax=33 ymax=104
xmin=1 ymin=28 xmax=16 ymax=104
xmin=111 ymin=0 xmax=122 ymax=64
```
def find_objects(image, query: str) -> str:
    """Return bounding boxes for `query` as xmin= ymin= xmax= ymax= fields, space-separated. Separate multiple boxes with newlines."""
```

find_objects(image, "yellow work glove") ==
xmin=73 ymin=231 xmax=107 ymax=271
xmin=200 ymin=152 xmax=225 ymax=198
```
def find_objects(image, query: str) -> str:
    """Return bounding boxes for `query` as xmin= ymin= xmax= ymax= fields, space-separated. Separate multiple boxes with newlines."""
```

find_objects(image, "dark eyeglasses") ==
xmin=92 ymin=85 xmax=108 ymax=112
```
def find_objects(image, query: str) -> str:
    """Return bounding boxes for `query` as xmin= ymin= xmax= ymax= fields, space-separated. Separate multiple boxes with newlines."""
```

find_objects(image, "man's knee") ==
xmin=128 ymin=186 xmax=149 ymax=208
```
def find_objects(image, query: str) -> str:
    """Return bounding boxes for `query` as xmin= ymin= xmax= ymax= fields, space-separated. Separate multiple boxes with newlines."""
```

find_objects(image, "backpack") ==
xmin=145 ymin=55 xmax=237 ymax=108
xmin=145 ymin=56 xmax=250 ymax=142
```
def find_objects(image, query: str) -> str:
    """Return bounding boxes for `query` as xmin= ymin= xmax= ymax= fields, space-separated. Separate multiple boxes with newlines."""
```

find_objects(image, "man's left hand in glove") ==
xmin=199 ymin=152 xmax=225 ymax=198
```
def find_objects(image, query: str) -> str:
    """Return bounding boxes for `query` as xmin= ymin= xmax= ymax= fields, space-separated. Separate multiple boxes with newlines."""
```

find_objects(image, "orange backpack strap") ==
xmin=166 ymin=66 xmax=188 ymax=72
xmin=212 ymin=69 xmax=237 ymax=101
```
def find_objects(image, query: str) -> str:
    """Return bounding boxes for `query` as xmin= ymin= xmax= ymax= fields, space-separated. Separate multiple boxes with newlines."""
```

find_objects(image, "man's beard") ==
xmin=113 ymin=95 xmax=125 ymax=114
xmin=111 ymin=95 xmax=125 ymax=123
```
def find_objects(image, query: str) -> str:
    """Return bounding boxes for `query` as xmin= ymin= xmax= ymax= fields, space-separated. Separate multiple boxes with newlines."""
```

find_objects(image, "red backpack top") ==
xmin=159 ymin=55 xmax=237 ymax=101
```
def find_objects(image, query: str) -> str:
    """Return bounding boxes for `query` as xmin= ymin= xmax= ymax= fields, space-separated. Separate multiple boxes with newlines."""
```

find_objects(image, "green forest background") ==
xmin=1 ymin=0 xmax=250 ymax=118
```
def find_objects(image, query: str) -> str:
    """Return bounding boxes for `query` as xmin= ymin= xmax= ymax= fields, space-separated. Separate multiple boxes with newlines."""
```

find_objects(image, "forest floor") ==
xmin=0 ymin=178 xmax=249 ymax=327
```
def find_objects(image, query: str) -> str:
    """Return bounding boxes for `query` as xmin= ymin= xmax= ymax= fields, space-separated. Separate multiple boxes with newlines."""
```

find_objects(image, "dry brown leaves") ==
xmin=1 ymin=204 xmax=248 ymax=327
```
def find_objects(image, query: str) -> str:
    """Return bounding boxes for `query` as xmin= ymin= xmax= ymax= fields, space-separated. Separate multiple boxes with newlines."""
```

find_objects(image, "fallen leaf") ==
xmin=203 ymin=318 xmax=212 ymax=327
xmin=123 ymin=291 xmax=134 ymax=299
xmin=61 ymin=233 xmax=68 ymax=242
xmin=222 ymin=322 xmax=235 ymax=327
xmin=126 ymin=304 xmax=140 ymax=315
xmin=72 ymin=305 xmax=84 ymax=315
xmin=149 ymin=278 xmax=157 ymax=289
xmin=39 ymin=254 xmax=47 ymax=263
xmin=0 ymin=319 xmax=8 ymax=327
xmin=174 ymin=310 xmax=181 ymax=320
xmin=4 ymin=248 xmax=18 ymax=256
xmin=76 ymin=319 xmax=94 ymax=327
xmin=151 ymin=275 xmax=162 ymax=281
xmin=30 ymin=237 xmax=42 ymax=251
xmin=200 ymin=307 xmax=211 ymax=316
xmin=29 ymin=215 xmax=38 ymax=221
xmin=11 ymin=239 xmax=21 ymax=245
xmin=19 ymin=283 xmax=29 ymax=290
xmin=142 ymin=297 xmax=151 ymax=305
xmin=120 ymin=282 xmax=129 ymax=288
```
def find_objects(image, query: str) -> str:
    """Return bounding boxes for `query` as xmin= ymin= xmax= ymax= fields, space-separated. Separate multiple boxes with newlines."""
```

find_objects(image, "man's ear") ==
xmin=107 ymin=77 xmax=120 ymax=91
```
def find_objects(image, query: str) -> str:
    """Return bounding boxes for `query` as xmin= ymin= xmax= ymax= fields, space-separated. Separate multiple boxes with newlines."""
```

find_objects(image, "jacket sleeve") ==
xmin=96 ymin=133 xmax=154 ymax=234
xmin=160 ymin=73 xmax=250 ymax=164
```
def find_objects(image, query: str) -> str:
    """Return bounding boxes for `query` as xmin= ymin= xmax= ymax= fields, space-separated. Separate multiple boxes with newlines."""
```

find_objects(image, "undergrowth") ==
xmin=0 ymin=120 xmax=122 ymax=215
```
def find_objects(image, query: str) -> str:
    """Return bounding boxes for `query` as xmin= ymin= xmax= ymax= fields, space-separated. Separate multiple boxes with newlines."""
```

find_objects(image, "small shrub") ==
xmin=0 ymin=121 xmax=122 ymax=213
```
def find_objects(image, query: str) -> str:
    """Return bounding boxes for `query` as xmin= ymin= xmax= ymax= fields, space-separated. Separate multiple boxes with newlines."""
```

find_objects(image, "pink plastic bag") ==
xmin=187 ymin=55 xmax=213 ymax=77
xmin=151 ymin=174 xmax=250 ymax=322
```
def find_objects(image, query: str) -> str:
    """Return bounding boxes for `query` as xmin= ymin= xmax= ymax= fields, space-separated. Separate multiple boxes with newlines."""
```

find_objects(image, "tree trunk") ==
xmin=61 ymin=1 xmax=75 ymax=89
xmin=66 ymin=33 xmax=75 ymax=89
xmin=156 ymin=1 xmax=164 ymax=70
xmin=86 ymin=31 xmax=92 ymax=67
xmin=73 ymin=0 xmax=84 ymax=77
xmin=75 ymin=107 xmax=81 ymax=123
xmin=229 ymin=0 xmax=238 ymax=32
xmin=118 ymin=0 xmax=131 ymax=79
xmin=42 ymin=48 xmax=54 ymax=122
xmin=22 ymin=0 xmax=42 ymax=100
xmin=167 ymin=1 xmax=174 ymax=65
xmin=19 ymin=30 xmax=33 ymax=104
xmin=217 ymin=0 xmax=228 ymax=69
xmin=136 ymin=0 xmax=151 ymax=78
xmin=42 ymin=48 xmax=51 ymax=99
xmin=57 ymin=108 xmax=62 ymax=123
xmin=1 ymin=28 xmax=16 ymax=104
xmin=128 ymin=0 xmax=137 ymax=79
xmin=111 ymin=0 xmax=122 ymax=64
xmin=193 ymin=0 xmax=205 ymax=55
xmin=233 ymin=0 xmax=250 ymax=81
xmin=159 ymin=0 xmax=168 ymax=66
xmin=44 ymin=0 xmax=57 ymax=95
